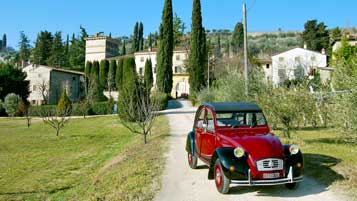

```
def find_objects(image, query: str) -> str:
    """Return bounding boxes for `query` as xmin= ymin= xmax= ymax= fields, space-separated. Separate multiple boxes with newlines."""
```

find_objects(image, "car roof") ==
xmin=203 ymin=102 xmax=262 ymax=112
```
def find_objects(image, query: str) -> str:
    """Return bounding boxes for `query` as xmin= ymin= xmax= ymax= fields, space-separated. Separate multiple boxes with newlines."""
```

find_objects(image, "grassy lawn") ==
xmin=274 ymin=128 xmax=357 ymax=199
xmin=0 ymin=116 xmax=169 ymax=201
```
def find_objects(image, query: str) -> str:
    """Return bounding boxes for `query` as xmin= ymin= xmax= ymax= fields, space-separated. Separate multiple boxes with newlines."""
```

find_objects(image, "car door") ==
xmin=195 ymin=108 xmax=206 ymax=156
xmin=200 ymin=108 xmax=216 ymax=159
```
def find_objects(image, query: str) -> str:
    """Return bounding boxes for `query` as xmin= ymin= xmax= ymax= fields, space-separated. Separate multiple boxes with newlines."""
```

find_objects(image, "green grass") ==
xmin=274 ymin=128 xmax=357 ymax=199
xmin=0 ymin=116 xmax=169 ymax=201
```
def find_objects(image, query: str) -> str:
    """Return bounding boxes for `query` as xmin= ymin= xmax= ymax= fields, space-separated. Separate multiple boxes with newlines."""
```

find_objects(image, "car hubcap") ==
xmin=215 ymin=164 xmax=222 ymax=189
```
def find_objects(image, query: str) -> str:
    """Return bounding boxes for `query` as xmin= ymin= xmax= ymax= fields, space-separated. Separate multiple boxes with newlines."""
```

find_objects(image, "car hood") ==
xmin=219 ymin=133 xmax=284 ymax=160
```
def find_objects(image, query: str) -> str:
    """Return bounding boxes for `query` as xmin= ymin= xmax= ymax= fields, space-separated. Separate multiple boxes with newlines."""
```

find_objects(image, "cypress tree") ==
xmin=231 ymin=22 xmax=244 ymax=54
xmin=108 ymin=60 xmax=117 ymax=91
xmin=144 ymin=59 xmax=153 ymax=92
xmin=99 ymin=60 xmax=109 ymax=90
xmin=88 ymin=61 xmax=105 ymax=101
xmin=118 ymin=57 xmax=138 ymax=121
xmin=133 ymin=22 xmax=139 ymax=52
xmin=189 ymin=0 xmax=207 ymax=93
xmin=139 ymin=22 xmax=144 ymax=51
xmin=85 ymin=61 xmax=92 ymax=93
xmin=48 ymin=31 xmax=64 ymax=67
xmin=63 ymin=34 xmax=70 ymax=67
xmin=121 ymin=40 xmax=126 ymax=55
xmin=115 ymin=58 xmax=124 ymax=89
xmin=156 ymin=0 xmax=174 ymax=94
xmin=2 ymin=34 xmax=6 ymax=50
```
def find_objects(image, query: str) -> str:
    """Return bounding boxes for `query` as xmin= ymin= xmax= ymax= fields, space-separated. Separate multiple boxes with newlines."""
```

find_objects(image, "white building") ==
xmin=332 ymin=34 xmax=357 ymax=52
xmin=23 ymin=64 xmax=85 ymax=105
xmin=134 ymin=48 xmax=190 ymax=97
xmin=85 ymin=34 xmax=120 ymax=63
xmin=271 ymin=48 xmax=327 ymax=86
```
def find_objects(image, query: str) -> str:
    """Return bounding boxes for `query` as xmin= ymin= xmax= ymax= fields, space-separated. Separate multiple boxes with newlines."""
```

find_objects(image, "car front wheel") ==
xmin=188 ymin=152 xmax=197 ymax=169
xmin=214 ymin=158 xmax=230 ymax=194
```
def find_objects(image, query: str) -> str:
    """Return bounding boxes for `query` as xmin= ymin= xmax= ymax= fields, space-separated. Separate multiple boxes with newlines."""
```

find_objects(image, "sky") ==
xmin=1 ymin=0 xmax=356 ymax=49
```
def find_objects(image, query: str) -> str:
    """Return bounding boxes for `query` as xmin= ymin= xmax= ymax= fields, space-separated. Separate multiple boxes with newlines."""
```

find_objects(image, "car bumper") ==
xmin=231 ymin=166 xmax=303 ymax=186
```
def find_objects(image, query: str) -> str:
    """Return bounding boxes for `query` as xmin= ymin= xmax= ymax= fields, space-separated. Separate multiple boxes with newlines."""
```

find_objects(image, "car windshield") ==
xmin=215 ymin=111 xmax=267 ymax=127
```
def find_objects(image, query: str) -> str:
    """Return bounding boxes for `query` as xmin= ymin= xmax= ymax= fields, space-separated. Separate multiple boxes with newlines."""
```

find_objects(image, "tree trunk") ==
xmin=56 ymin=128 xmax=59 ymax=136
xmin=143 ymin=133 xmax=147 ymax=144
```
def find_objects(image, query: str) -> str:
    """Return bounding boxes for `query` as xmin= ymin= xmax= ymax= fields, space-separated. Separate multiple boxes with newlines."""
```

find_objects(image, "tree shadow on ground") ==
xmin=166 ymin=100 xmax=184 ymax=109
xmin=0 ymin=185 xmax=73 ymax=196
xmin=306 ymin=137 xmax=357 ymax=146
xmin=229 ymin=153 xmax=344 ymax=197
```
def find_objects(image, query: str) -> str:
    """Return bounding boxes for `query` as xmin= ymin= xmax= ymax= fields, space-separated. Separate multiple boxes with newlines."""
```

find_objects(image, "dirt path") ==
xmin=155 ymin=100 xmax=346 ymax=201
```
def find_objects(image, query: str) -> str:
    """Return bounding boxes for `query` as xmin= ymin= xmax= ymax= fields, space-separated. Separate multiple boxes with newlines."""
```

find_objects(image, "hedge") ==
xmin=28 ymin=102 xmax=114 ymax=117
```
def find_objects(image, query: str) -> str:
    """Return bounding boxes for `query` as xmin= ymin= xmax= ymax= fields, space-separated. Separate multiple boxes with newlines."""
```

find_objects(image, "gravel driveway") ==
xmin=155 ymin=100 xmax=346 ymax=201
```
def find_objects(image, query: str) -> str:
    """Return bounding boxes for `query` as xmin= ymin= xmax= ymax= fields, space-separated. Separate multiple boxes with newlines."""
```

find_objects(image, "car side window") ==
xmin=206 ymin=110 xmax=214 ymax=132
xmin=196 ymin=109 xmax=205 ymax=129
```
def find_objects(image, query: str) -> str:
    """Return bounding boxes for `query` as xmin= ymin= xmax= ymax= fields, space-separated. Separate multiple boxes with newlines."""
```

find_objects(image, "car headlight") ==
xmin=289 ymin=144 xmax=299 ymax=155
xmin=233 ymin=147 xmax=245 ymax=158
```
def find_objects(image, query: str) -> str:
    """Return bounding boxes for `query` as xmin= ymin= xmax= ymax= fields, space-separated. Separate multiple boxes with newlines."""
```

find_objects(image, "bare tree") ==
xmin=40 ymin=107 xmax=71 ymax=136
xmin=117 ymin=86 xmax=160 ymax=144
xmin=77 ymin=97 xmax=92 ymax=118
xmin=38 ymin=80 xmax=49 ymax=104
xmin=19 ymin=100 xmax=31 ymax=128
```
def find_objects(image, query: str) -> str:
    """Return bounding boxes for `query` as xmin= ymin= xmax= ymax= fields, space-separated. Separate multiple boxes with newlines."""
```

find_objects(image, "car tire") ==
xmin=214 ymin=158 xmax=230 ymax=194
xmin=285 ymin=182 xmax=299 ymax=190
xmin=188 ymin=152 xmax=198 ymax=169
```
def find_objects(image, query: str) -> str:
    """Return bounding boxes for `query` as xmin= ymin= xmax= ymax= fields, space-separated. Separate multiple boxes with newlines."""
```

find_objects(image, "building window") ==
xmin=294 ymin=57 xmax=301 ymax=62
xmin=73 ymin=77 xmax=76 ymax=81
xmin=33 ymin=85 xmax=37 ymax=91
xmin=38 ymin=74 xmax=41 ymax=78
xmin=311 ymin=56 xmax=316 ymax=61
xmin=176 ymin=54 xmax=180 ymax=61
xmin=266 ymin=64 xmax=270 ymax=69
xmin=32 ymin=100 xmax=36 ymax=105
xmin=154 ymin=67 xmax=156 ymax=73
xmin=279 ymin=57 xmax=284 ymax=62
xmin=141 ymin=57 xmax=144 ymax=62
xmin=139 ymin=67 xmax=143 ymax=75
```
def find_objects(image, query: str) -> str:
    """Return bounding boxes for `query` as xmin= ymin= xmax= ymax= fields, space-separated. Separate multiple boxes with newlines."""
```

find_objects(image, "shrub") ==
xmin=56 ymin=89 xmax=72 ymax=115
xmin=4 ymin=93 xmax=20 ymax=117
xmin=151 ymin=92 xmax=168 ymax=111
xmin=91 ymin=102 xmax=111 ymax=115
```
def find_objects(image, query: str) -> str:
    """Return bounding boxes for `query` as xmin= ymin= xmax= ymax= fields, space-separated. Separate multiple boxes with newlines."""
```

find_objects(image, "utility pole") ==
xmin=243 ymin=3 xmax=249 ymax=96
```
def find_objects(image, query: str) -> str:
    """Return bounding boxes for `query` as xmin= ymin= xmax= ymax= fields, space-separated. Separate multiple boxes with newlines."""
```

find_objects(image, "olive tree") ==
xmin=4 ymin=93 xmax=20 ymax=117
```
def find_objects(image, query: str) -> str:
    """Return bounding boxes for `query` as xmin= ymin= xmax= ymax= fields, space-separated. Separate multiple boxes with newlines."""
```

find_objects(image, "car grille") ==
xmin=256 ymin=158 xmax=283 ymax=171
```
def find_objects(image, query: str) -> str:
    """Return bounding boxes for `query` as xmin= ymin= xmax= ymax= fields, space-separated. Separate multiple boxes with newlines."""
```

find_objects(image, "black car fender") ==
xmin=284 ymin=145 xmax=304 ymax=177
xmin=208 ymin=147 xmax=249 ymax=180
xmin=185 ymin=131 xmax=196 ymax=156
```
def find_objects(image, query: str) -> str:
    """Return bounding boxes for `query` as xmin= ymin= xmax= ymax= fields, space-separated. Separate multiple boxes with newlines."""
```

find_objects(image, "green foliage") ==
xmin=108 ymin=60 xmax=117 ymax=91
xmin=88 ymin=61 xmax=106 ymax=102
xmin=18 ymin=31 xmax=31 ymax=65
xmin=189 ymin=0 xmax=207 ymax=93
xmin=0 ymin=63 xmax=30 ymax=101
xmin=156 ymin=0 xmax=174 ymax=94
xmin=32 ymin=31 xmax=53 ymax=65
xmin=173 ymin=13 xmax=186 ymax=47
xmin=56 ymin=89 xmax=72 ymax=115
xmin=118 ymin=57 xmax=139 ymax=121
xmin=151 ymin=92 xmax=168 ymax=110
xmin=133 ymin=22 xmax=139 ymax=52
xmin=99 ymin=60 xmax=109 ymax=90
xmin=121 ymin=40 xmax=126 ymax=55
xmin=115 ymin=59 xmax=124 ymax=89
xmin=144 ymin=59 xmax=154 ymax=92
xmin=4 ymin=93 xmax=20 ymax=117
xmin=85 ymin=61 xmax=92 ymax=78
xmin=139 ymin=22 xmax=144 ymax=51
xmin=69 ymin=26 xmax=88 ymax=71
xmin=107 ymin=96 xmax=114 ymax=114
xmin=231 ymin=22 xmax=244 ymax=54
xmin=301 ymin=19 xmax=329 ymax=51
xmin=48 ymin=31 xmax=64 ymax=67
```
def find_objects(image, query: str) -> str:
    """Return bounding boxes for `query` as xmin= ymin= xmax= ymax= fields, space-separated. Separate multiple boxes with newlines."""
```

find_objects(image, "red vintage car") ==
xmin=185 ymin=102 xmax=303 ymax=194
